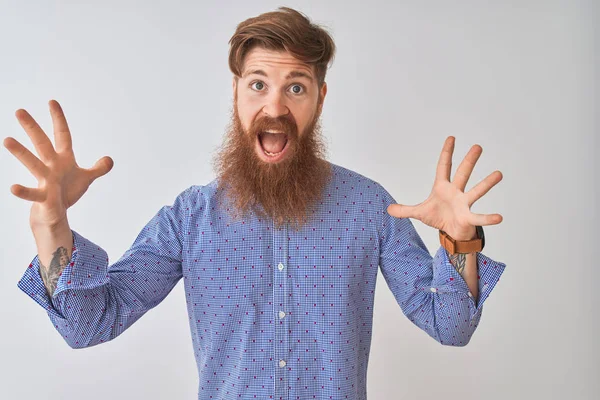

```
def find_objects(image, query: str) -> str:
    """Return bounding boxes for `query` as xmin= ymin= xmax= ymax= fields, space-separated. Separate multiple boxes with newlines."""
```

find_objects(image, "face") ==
xmin=213 ymin=46 xmax=333 ymax=229
xmin=233 ymin=47 xmax=327 ymax=163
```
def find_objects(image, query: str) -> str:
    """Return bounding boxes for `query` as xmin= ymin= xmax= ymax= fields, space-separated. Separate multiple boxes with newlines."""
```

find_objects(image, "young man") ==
xmin=6 ymin=7 xmax=505 ymax=400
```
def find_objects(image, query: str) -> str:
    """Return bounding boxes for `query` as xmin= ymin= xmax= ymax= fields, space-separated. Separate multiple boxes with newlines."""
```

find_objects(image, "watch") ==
xmin=439 ymin=225 xmax=485 ymax=255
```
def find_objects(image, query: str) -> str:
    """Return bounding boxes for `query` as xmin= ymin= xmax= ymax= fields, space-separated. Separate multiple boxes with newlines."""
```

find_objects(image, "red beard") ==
xmin=213 ymin=98 xmax=332 ymax=230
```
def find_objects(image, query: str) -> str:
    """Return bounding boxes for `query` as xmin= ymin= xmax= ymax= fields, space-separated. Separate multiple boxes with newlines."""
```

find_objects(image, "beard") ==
xmin=213 ymin=96 xmax=332 ymax=230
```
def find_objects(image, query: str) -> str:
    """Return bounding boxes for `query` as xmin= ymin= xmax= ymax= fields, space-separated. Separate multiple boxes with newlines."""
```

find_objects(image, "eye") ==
xmin=250 ymin=81 xmax=265 ymax=91
xmin=289 ymin=84 xmax=304 ymax=94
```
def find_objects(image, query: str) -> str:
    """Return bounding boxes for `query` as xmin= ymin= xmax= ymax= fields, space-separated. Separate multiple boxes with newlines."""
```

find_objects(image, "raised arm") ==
xmin=4 ymin=99 xmax=113 ymax=295
xmin=6 ymin=100 xmax=191 ymax=349
xmin=378 ymin=185 xmax=506 ymax=346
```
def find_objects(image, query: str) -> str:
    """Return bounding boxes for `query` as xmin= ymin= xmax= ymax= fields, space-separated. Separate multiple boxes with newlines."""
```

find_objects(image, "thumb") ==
xmin=88 ymin=156 xmax=114 ymax=182
xmin=387 ymin=203 xmax=417 ymax=219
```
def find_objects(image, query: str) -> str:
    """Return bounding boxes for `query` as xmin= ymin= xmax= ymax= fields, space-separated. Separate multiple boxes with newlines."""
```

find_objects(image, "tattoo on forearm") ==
xmin=448 ymin=251 xmax=467 ymax=276
xmin=39 ymin=247 xmax=69 ymax=297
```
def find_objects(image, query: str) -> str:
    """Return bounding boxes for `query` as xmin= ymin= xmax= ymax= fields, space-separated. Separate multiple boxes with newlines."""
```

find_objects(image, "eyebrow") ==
xmin=245 ymin=69 xmax=314 ymax=82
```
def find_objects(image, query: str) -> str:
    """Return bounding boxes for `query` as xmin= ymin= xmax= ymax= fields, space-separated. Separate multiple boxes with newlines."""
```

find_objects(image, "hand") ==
xmin=386 ymin=136 xmax=503 ymax=240
xmin=3 ymin=99 xmax=113 ymax=230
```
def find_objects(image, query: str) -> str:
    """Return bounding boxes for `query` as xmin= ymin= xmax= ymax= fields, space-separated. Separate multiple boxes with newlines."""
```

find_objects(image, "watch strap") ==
xmin=439 ymin=227 xmax=483 ymax=255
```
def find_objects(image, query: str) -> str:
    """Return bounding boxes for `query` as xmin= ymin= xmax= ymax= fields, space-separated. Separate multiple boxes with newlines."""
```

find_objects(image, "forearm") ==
xmin=25 ymin=229 xmax=118 ymax=349
xmin=32 ymin=219 xmax=73 ymax=297
xmin=22 ymin=229 xmax=132 ymax=349
xmin=445 ymin=226 xmax=479 ymax=301
xmin=447 ymin=251 xmax=478 ymax=301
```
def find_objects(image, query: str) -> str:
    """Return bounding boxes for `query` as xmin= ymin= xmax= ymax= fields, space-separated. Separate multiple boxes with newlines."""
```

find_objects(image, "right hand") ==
xmin=3 ymin=99 xmax=113 ymax=231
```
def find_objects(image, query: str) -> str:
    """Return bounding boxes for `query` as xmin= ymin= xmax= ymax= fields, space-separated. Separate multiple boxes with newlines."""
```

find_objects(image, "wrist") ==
xmin=445 ymin=226 xmax=477 ymax=241
xmin=32 ymin=219 xmax=70 ymax=237
xmin=31 ymin=219 xmax=72 ymax=253
xmin=30 ymin=210 xmax=70 ymax=233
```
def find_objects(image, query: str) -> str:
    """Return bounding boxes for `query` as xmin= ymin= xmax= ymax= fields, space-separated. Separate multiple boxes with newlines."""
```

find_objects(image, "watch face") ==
xmin=476 ymin=225 xmax=485 ymax=249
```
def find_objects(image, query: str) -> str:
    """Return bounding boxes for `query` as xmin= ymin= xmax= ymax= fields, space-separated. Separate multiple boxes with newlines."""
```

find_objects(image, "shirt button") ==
xmin=279 ymin=311 xmax=286 ymax=319
xmin=279 ymin=360 xmax=286 ymax=367
xmin=468 ymin=292 xmax=473 ymax=298
xmin=278 ymin=263 xmax=285 ymax=271
xmin=430 ymin=287 xmax=437 ymax=293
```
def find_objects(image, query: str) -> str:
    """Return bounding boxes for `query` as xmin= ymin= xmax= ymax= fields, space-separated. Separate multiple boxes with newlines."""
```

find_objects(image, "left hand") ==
xmin=387 ymin=136 xmax=503 ymax=240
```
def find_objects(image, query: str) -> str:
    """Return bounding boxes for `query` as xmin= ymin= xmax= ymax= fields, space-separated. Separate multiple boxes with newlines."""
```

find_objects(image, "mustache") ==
xmin=248 ymin=114 xmax=299 ymax=138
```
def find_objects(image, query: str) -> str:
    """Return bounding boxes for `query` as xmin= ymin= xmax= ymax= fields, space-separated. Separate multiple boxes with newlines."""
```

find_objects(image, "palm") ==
xmin=29 ymin=154 xmax=92 ymax=228
xmin=387 ymin=136 xmax=503 ymax=239
xmin=3 ymin=100 xmax=113 ymax=229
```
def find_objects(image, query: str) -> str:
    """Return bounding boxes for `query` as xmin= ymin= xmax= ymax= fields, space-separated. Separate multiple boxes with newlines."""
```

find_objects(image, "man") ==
xmin=6 ymin=7 xmax=506 ymax=400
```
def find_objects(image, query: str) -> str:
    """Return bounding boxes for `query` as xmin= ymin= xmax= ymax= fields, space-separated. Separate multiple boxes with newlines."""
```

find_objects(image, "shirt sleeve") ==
xmin=376 ymin=184 xmax=506 ymax=346
xmin=16 ymin=186 xmax=194 ymax=349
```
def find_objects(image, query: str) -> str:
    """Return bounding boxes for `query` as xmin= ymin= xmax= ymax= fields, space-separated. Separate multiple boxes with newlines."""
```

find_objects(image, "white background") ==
xmin=0 ymin=0 xmax=597 ymax=399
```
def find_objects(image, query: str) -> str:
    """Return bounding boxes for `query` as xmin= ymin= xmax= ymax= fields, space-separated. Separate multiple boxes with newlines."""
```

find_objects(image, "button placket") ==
xmin=273 ymin=222 xmax=289 ymax=399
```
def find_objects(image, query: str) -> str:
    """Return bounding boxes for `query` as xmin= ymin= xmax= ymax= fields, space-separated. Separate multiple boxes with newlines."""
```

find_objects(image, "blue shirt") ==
xmin=18 ymin=162 xmax=506 ymax=400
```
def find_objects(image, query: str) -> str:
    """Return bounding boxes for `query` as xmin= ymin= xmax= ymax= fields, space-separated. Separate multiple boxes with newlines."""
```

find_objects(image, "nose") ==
xmin=262 ymin=91 xmax=289 ymax=118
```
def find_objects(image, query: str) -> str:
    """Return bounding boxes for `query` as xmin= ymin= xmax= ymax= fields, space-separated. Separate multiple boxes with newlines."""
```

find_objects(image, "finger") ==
xmin=9 ymin=184 xmax=46 ymax=202
xmin=15 ymin=108 xmax=56 ymax=162
xmin=466 ymin=170 xmax=503 ymax=206
xmin=435 ymin=136 xmax=454 ymax=182
xmin=86 ymin=156 xmax=114 ymax=182
xmin=3 ymin=137 xmax=49 ymax=180
xmin=49 ymin=99 xmax=73 ymax=153
xmin=469 ymin=212 xmax=503 ymax=226
xmin=453 ymin=145 xmax=482 ymax=192
xmin=387 ymin=203 xmax=419 ymax=219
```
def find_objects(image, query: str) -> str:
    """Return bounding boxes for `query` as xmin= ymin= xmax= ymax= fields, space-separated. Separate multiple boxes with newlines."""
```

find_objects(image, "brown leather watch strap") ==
xmin=439 ymin=229 xmax=483 ymax=255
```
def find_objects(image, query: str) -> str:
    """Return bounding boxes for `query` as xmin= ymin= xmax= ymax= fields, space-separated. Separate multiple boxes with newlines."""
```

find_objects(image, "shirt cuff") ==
xmin=16 ymin=230 xmax=109 ymax=319
xmin=431 ymin=245 xmax=506 ymax=317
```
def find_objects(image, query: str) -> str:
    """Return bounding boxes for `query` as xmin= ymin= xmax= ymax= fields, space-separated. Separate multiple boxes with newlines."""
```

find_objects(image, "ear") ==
xmin=318 ymin=82 xmax=328 ymax=113
xmin=232 ymin=76 xmax=238 ymax=97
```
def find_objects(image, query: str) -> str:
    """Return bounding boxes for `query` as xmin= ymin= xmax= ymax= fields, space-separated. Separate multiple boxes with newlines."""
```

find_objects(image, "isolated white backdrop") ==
xmin=0 ymin=1 xmax=597 ymax=399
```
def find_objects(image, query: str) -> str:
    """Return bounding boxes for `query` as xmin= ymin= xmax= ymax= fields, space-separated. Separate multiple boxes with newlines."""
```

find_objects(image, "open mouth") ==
xmin=257 ymin=130 xmax=290 ymax=162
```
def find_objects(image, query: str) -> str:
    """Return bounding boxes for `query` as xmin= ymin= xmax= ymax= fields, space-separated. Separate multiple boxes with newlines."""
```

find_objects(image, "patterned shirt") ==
xmin=18 ymin=162 xmax=506 ymax=400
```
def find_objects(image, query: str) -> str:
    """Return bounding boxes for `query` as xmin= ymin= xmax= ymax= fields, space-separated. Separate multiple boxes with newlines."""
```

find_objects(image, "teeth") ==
xmin=264 ymin=130 xmax=284 ymax=134
xmin=264 ymin=149 xmax=282 ymax=156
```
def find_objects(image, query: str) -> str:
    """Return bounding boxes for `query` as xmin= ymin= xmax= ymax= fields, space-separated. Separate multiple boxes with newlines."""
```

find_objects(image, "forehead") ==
xmin=241 ymin=47 xmax=315 ymax=79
